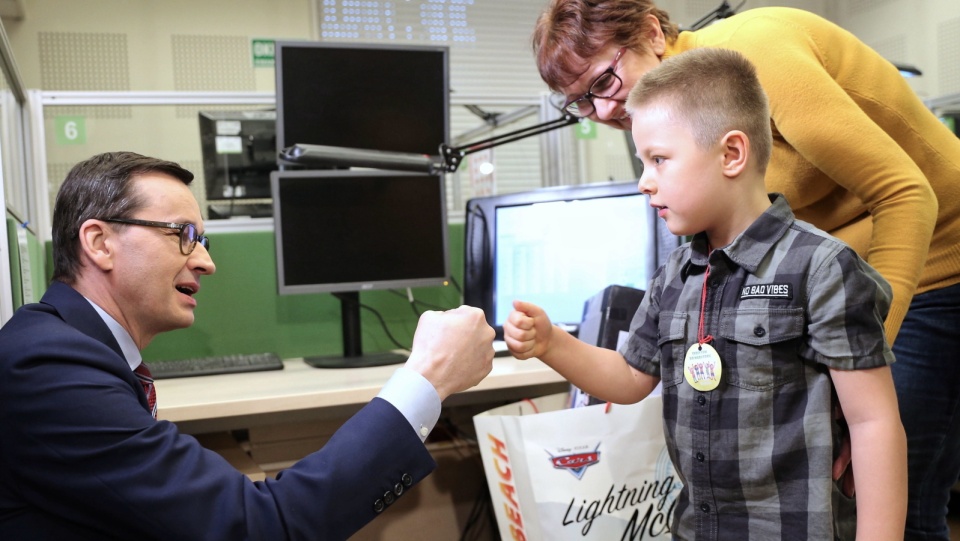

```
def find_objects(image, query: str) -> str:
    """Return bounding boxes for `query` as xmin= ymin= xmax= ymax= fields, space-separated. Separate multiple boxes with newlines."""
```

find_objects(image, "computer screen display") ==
xmin=272 ymin=169 xmax=448 ymax=295
xmin=271 ymin=169 xmax=449 ymax=368
xmin=464 ymin=182 xmax=659 ymax=338
xmin=274 ymin=41 xmax=448 ymax=160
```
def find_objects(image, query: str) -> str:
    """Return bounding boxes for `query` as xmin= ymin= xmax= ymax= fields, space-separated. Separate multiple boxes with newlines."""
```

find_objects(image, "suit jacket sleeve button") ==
xmin=373 ymin=498 xmax=385 ymax=513
xmin=383 ymin=490 xmax=396 ymax=505
xmin=401 ymin=473 xmax=413 ymax=487
xmin=394 ymin=482 xmax=404 ymax=496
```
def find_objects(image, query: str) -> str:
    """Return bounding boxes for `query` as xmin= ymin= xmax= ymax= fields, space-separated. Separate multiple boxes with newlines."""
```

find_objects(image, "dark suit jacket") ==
xmin=0 ymin=281 xmax=436 ymax=540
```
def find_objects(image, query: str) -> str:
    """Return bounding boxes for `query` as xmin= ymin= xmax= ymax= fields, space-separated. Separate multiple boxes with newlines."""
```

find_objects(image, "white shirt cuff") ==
xmin=376 ymin=367 xmax=442 ymax=442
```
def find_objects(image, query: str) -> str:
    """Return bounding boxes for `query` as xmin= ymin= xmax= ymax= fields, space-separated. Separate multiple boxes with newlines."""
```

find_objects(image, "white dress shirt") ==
xmin=84 ymin=297 xmax=441 ymax=442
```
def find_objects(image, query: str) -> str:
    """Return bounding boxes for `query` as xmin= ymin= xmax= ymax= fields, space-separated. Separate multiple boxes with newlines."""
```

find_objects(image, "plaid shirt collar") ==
xmin=683 ymin=193 xmax=795 ymax=280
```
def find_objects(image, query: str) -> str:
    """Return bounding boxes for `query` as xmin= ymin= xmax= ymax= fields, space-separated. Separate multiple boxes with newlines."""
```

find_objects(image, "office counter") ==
xmin=156 ymin=356 xmax=568 ymax=434
xmin=155 ymin=356 xmax=565 ymax=540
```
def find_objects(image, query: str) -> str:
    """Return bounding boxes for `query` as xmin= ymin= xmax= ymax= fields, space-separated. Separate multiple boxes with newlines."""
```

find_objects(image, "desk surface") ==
xmin=156 ymin=357 xmax=567 ymax=433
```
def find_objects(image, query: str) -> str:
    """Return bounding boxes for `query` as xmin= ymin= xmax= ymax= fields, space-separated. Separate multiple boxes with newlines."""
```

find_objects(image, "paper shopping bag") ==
xmin=473 ymin=393 xmax=681 ymax=541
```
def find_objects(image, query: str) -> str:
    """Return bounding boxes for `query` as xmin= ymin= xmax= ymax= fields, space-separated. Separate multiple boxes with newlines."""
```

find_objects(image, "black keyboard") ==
xmin=149 ymin=352 xmax=284 ymax=379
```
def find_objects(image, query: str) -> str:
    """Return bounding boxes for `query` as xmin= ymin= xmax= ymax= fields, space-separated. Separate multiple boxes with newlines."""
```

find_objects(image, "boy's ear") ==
xmin=720 ymin=130 xmax=749 ymax=178
xmin=77 ymin=219 xmax=117 ymax=272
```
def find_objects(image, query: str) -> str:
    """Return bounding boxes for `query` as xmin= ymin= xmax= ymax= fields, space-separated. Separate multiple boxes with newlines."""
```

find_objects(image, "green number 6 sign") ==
xmin=55 ymin=116 xmax=86 ymax=145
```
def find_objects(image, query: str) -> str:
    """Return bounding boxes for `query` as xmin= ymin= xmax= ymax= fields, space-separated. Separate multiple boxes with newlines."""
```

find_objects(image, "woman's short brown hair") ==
xmin=532 ymin=0 xmax=678 ymax=91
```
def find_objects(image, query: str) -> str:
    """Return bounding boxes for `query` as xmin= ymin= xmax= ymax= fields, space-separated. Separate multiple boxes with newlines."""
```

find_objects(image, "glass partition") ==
xmin=37 ymin=93 xmax=584 ymax=228
xmin=37 ymin=93 xmax=274 ymax=232
xmin=1 ymin=86 xmax=29 ymax=223
xmin=0 ymin=16 xmax=29 ymax=225
xmin=0 ymin=17 xmax=28 ymax=323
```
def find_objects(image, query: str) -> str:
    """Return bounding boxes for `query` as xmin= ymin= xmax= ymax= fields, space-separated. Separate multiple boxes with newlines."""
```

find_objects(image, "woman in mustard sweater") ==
xmin=532 ymin=2 xmax=960 ymax=539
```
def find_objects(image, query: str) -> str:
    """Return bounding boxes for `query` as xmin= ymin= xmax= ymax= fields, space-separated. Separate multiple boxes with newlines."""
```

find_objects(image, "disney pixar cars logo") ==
xmin=548 ymin=444 xmax=601 ymax=480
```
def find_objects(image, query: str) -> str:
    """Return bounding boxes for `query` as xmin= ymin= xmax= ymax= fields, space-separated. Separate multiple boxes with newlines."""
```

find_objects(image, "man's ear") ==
xmin=77 ymin=220 xmax=116 ymax=272
xmin=720 ymin=130 xmax=749 ymax=178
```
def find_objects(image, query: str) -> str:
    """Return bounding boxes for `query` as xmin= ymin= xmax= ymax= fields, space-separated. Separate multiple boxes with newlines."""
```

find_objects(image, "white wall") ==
xmin=833 ymin=0 xmax=960 ymax=104
xmin=2 ymin=0 xmax=957 ymax=222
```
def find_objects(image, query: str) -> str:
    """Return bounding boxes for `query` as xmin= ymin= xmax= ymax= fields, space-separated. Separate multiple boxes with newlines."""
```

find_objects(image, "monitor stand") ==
xmin=303 ymin=291 xmax=408 ymax=369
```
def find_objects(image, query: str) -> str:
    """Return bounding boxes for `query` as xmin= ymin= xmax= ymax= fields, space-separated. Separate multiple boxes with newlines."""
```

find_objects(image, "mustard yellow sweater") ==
xmin=665 ymin=7 xmax=960 ymax=342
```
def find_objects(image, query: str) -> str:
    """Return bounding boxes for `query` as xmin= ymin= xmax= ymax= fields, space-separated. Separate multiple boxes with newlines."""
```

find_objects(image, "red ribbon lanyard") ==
xmin=697 ymin=252 xmax=714 ymax=348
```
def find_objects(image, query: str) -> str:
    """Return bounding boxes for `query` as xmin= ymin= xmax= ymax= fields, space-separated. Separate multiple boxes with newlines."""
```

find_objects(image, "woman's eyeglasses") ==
xmin=560 ymin=47 xmax=627 ymax=118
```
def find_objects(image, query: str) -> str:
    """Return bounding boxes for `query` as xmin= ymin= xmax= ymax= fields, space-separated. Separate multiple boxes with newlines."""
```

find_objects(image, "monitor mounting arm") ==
xmin=438 ymin=112 xmax=579 ymax=173
xmin=686 ymin=0 xmax=743 ymax=31
xmin=281 ymin=112 xmax=580 ymax=175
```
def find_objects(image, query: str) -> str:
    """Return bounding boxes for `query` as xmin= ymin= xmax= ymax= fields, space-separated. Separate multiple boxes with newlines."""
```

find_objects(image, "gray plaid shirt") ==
xmin=621 ymin=194 xmax=894 ymax=541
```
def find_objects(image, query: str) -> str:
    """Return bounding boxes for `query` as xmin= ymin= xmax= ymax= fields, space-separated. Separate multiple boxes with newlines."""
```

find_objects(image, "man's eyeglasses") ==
xmin=102 ymin=218 xmax=210 ymax=255
xmin=561 ymin=47 xmax=627 ymax=118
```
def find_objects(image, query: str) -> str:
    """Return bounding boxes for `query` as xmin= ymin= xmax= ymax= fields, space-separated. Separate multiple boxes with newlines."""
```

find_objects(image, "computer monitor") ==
xmin=198 ymin=110 xmax=278 ymax=205
xmin=271 ymin=169 xmax=449 ymax=368
xmin=464 ymin=181 xmax=663 ymax=339
xmin=274 ymin=41 xmax=448 ymax=163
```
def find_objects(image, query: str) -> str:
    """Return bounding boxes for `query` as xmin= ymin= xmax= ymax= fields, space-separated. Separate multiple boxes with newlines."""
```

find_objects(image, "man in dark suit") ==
xmin=0 ymin=151 xmax=495 ymax=540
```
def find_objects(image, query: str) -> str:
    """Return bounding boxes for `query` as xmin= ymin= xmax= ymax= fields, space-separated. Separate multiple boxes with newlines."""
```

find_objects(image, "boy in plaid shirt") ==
xmin=504 ymin=48 xmax=905 ymax=540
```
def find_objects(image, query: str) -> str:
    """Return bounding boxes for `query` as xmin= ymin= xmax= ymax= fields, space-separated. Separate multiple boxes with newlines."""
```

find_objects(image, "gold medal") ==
xmin=683 ymin=343 xmax=722 ymax=391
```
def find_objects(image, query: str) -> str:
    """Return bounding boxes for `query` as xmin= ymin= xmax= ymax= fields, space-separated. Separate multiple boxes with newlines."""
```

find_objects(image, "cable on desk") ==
xmin=360 ymin=303 xmax=407 ymax=351
xmin=387 ymin=288 xmax=451 ymax=315
xmin=430 ymin=421 xmax=496 ymax=541
xmin=447 ymin=274 xmax=462 ymax=296
xmin=460 ymin=481 xmax=495 ymax=541
xmin=335 ymin=293 xmax=410 ymax=351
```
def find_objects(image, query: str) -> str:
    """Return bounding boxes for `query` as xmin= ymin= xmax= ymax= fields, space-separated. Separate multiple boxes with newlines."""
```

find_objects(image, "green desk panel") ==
xmin=142 ymin=223 xmax=465 ymax=362
xmin=6 ymin=217 xmax=48 ymax=310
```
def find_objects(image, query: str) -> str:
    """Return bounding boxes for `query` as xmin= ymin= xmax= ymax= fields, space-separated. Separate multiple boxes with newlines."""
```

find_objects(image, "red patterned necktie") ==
xmin=134 ymin=363 xmax=158 ymax=419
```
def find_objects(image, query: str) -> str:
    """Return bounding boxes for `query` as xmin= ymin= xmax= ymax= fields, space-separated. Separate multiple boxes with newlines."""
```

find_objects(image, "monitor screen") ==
xmin=198 ymin=110 xmax=278 ymax=202
xmin=464 ymin=182 xmax=660 ymax=339
xmin=272 ymin=169 xmax=449 ymax=295
xmin=274 ymin=41 xmax=448 ymax=160
xmin=271 ymin=169 xmax=449 ymax=368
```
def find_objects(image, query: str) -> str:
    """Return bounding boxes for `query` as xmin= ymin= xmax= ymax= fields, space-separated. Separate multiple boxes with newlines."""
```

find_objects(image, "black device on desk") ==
xmin=578 ymin=285 xmax=646 ymax=351
xmin=571 ymin=285 xmax=646 ymax=407
xmin=150 ymin=352 xmax=284 ymax=379
xmin=198 ymin=109 xmax=277 ymax=201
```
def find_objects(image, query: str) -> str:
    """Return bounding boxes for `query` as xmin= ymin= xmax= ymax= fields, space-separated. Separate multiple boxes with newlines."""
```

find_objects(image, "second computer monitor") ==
xmin=464 ymin=181 xmax=660 ymax=339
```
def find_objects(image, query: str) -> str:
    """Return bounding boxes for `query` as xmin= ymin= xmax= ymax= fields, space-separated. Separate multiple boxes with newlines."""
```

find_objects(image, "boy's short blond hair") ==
xmin=626 ymin=48 xmax=772 ymax=172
